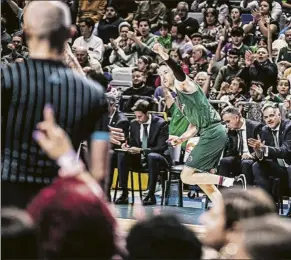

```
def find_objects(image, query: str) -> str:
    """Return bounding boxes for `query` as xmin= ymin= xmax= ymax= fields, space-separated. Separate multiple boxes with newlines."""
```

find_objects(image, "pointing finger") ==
xmin=44 ymin=104 xmax=55 ymax=125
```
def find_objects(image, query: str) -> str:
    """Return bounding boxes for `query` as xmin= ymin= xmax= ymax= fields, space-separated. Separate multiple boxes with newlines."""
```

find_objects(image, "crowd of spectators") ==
xmin=1 ymin=0 xmax=291 ymax=259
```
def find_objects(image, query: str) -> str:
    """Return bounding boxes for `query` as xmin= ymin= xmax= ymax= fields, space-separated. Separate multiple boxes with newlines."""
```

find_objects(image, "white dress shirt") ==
xmin=140 ymin=115 xmax=152 ymax=143
xmin=73 ymin=34 xmax=104 ymax=61
xmin=238 ymin=119 xmax=251 ymax=155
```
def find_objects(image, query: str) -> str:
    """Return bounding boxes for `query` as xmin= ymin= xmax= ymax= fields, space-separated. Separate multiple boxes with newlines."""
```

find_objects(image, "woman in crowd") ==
xmin=199 ymin=8 xmax=223 ymax=53
xmin=224 ymin=7 xmax=243 ymax=41
xmin=267 ymin=78 xmax=291 ymax=103
xmin=244 ymin=0 xmax=279 ymax=44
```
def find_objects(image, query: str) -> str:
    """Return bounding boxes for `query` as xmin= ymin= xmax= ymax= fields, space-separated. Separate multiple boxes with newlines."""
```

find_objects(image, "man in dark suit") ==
xmin=106 ymin=93 xmax=130 ymax=201
xmin=115 ymin=99 xmax=169 ymax=206
xmin=248 ymin=104 xmax=291 ymax=196
xmin=221 ymin=107 xmax=263 ymax=185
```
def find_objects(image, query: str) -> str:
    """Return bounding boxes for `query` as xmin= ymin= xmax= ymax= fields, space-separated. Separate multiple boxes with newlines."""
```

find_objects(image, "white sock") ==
xmin=221 ymin=177 xmax=234 ymax=187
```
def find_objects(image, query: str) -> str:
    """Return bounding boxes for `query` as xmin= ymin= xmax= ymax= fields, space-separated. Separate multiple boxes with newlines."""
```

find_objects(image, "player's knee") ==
xmin=181 ymin=167 xmax=196 ymax=183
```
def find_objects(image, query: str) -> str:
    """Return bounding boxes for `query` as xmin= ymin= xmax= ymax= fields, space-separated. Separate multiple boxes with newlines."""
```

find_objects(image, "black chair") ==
xmin=113 ymin=164 xmax=168 ymax=206
xmin=165 ymin=164 xmax=184 ymax=207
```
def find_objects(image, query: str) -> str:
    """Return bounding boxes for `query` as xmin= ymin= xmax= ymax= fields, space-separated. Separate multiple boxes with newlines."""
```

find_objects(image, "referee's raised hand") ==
xmin=33 ymin=104 xmax=73 ymax=160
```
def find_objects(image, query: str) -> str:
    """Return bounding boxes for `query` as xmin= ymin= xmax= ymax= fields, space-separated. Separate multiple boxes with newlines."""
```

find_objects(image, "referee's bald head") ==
xmin=23 ymin=1 xmax=72 ymax=54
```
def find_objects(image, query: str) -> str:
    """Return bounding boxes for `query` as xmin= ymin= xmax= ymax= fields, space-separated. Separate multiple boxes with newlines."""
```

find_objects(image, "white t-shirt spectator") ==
xmin=73 ymin=34 xmax=104 ymax=61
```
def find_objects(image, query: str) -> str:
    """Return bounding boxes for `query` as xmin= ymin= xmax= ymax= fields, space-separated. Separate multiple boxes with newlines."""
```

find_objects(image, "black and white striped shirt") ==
xmin=1 ymin=58 xmax=108 ymax=184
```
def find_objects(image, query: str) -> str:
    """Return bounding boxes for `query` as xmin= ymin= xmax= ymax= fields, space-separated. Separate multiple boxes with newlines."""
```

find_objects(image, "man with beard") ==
xmin=121 ymin=68 xmax=155 ymax=112
xmin=97 ymin=4 xmax=123 ymax=45
xmin=123 ymin=68 xmax=155 ymax=96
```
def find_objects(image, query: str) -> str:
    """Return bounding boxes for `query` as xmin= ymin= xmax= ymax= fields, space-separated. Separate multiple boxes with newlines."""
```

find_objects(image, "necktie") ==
xmin=141 ymin=124 xmax=148 ymax=166
xmin=237 ymin=130 xmax=243 ymax=156
xmin=142 ymin=124 xmax=148 ymax=149
xmin=272 ymin=130 xmax=285 ymax=167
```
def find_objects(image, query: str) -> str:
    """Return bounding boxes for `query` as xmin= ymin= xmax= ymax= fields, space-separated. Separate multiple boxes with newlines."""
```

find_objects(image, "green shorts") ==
xmin=185 ymin=123 xmax=227 ymax=172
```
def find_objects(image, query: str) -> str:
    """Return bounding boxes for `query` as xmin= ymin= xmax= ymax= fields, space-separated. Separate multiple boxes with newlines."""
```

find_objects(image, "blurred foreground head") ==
xmin=27 ymin=177 xmax=117 ymax=259
xmin=23 ymin=1 xmax=72 ymax=54
xmin=2 ymin=208 xmax=37 ymax=259
xmin=200 ymin=187 xmax=276 ymax=251
xmin=235 ymin=215 xmax=291 ymax=260
xmin=126 ymin=214 xmax=202 ymax=259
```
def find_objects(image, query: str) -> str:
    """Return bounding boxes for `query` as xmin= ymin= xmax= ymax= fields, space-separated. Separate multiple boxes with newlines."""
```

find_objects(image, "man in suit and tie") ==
xmin=115 ymin=99 xmax=169 ymax=206
xmin=248 ymin=104 xmax=291 ymax=196
xmin=106 ymin=93 xmax=130 ymax=201
xmin=220 ymin=107 xmax=263 ymax=185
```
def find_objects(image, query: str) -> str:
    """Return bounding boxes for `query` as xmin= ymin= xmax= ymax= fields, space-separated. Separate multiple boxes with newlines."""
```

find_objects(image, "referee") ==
xmin=1 ymin=1 xmax=109 ymax=208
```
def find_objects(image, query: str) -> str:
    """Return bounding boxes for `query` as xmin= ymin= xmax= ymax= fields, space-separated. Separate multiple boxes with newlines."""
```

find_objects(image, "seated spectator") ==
xmin=242 ymin=81 xmax=265 ymax=122
xmin=157 ymin=21 xmax=172 ymax=50
xmin=76 ymin=0 xmax=107 ymax=26
xmin=194 ymin=71 xmax=208 ymax=88
xmin=110 ymin=0 xmax=138 ymax=22
xmin=248 ymin=104 xmax=291 ymax=196
xmin=106 ymin=93 xmax=130 ymax=201
xmin=2 ymin=208 xmax=37 ymax=259
xmin=233 ymin=215 xmax=291 ymax=259
xmin=1 ymin=17 xmax=12 ymax=56
xmin=199 ymin=8 xmax=223 ymax=53
xmin=172 ymin=23 xmax=193 ymax=58
xmin=133 ymin=0 xmax=166 ymax=33
xmin=224 ymin=7 xmax=243 ymax=40
xmin=243 ymin=0 xmax=279 ymax=43
xmin=216 ymin=0 xmax=230 ymax=25
xmin=277 ymin=28 xmax=291 ymax=69
xmin=214 ymin=49 xmax=243 ymax=91
xmin=97 ymin=4 xmax=124 ymax=44
xmin=272 ymin=39 xmax=287 ymax=64
xmin=189 ymin=44 xmax=210 ymax=77
xmin=74 ymin=47 xmax=103 ymax=74
xmin=109 ymin=22 xmax=138 ymax=68
xmin=1 ymin=31 xmax=29 ymax=65
xmin=123 ymin=68 xmax=155 ymax=96
xmin=266 ymin=78 xmax=291 ymax=103
xmin=221 ymin=77 xmax=247 ymax=106
xmin=137 ymin=55 xmax=152 ymax=73
xmin=115 ymin=100 xmax=169 ymax=206
xmin=240 ymin=0 xmax=282 ymax=22
xmin=220 ymin=106 xmax=263 ymax=185
xmin=172 ymin=1 xmax=199 ymax=36
xmin=239 ymin=48 xmax=278 ymax=94
xmin=126 ymin=215 xmax=202 ymax=259
xmin=200 ymin=187 xmax=276 ymax=256
xmin=191 ymin=32 xmax=203 ymax=46
xmin=73 ymin=17 xmax=104 ymax=61
xmin=194 ymin=0 xmax=216 ymax=12
xmin=216 ymin=27 xmax=249 ymax=63
xmin=128 ymin=18 xmax=157 ymax=57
